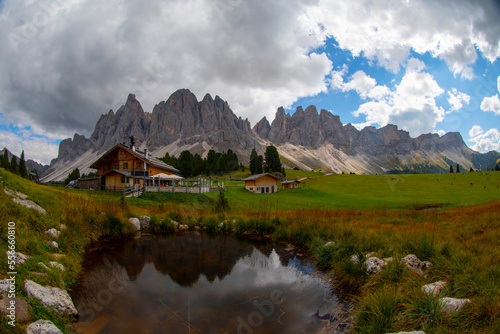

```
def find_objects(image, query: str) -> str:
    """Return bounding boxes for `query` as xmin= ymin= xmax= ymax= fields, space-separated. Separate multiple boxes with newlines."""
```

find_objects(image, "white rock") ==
xmin=24 ymin=280 xmax=78 ymax=316
xmin=5 ymin=251 xmax=30 ymax=265
xmin=422 ymin=281 xmax=447 ymax=295
xmin=128 ymin=218 xmax=141 ymax=231
xmin=11 ymin=197 xmax=46 ymax=214
xmin=350 ymin=255 xmax=359 ymax=263
xmin=38 ymin=262 xmax=51 ymax=271
xmin=49 ymin=262 xmax=65 ymax=271
xmin=401 ymin=254 xmax=433 ymax=276
xmin=365 ymin=257 xmax=388 ymax=275
xmin=0 ymin=279 xmax=12 ymax=294
xmin=45 ymin=228 xmax=61 ymax=239
xmin=179 ymin=224 xmax=189 ymax=231
xmin=325 ymin=241 xmax=336 ymax=247
xmin=171 ymin=220 xmax=179 ymax=228
xmin=49 ymin=241 xmax=59 ymax=248
xmin=440 ymin=297 xmax=471 ymax=314
xmin=58 ymin=224 xmax=67 ymax=230
xmin=139 ymin=215 xmax=150 ymax=229
xmin=26 ymin=319 xmax=63 ymax=334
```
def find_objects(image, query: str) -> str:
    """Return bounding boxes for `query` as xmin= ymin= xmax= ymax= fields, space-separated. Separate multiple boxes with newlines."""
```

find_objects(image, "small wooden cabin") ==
xmin=242 ymin=173 xmax=280 ymax=194
xmin=89 ymin=143 xmax=179 ymax=191
xmin=281 ymin=180 xmax=301 ymax=189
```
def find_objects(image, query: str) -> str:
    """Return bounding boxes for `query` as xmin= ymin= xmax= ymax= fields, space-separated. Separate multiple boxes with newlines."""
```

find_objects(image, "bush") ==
xmin=355 ymin=286 xmax=402 ymax=334
xmin=149 ymin=216 xmax=176 ymax=233
xmin=213 ymin=191 xmax=230 ymax=212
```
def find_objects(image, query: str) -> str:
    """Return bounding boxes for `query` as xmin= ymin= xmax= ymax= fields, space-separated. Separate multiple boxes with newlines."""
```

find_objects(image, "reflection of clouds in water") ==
xmin=72 ymin=233 xmax=338 ymax=333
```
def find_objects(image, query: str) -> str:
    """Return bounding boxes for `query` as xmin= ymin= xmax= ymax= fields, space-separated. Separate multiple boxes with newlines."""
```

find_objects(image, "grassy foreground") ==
xmin=0 ymin=168 xmax=499 ymax=333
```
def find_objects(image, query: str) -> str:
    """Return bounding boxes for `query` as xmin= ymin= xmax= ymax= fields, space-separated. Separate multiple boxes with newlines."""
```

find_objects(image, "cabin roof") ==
xmin=241 ymin=173 xmax=280 ymax=181
xmin=281 ymin=180 xmax=301 ymax=184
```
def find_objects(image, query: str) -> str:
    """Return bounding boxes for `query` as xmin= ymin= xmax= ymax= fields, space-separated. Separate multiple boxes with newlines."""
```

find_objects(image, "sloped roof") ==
xmin=90 ymin=143 xmax=180 ymax=174
xmin=242 ymin=173 xmax=280 ymax=181
xmin=281 ymin=180 xmax=301 ymax=184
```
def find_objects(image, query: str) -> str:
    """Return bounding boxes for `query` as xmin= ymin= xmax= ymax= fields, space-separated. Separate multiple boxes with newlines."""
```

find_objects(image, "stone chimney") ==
xmin=130 ymin=136 xmax=136 ymax=152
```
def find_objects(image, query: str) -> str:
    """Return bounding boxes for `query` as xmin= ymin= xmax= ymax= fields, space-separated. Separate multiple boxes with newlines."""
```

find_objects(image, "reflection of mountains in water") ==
xmin=77 ymin=232 xmax=297 ymax=290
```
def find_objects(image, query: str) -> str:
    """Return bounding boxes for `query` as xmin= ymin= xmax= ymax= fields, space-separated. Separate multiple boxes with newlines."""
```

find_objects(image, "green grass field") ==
xmin=206 ymin=171 xmax=500 ymax=212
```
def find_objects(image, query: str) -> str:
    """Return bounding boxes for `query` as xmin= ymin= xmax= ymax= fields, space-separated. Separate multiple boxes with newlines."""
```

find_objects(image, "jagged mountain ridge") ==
xmin=41 ymin=89 xmax=499 ymax=181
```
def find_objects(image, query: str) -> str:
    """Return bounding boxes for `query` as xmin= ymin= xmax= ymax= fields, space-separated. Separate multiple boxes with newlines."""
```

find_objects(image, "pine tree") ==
xmin=456 ymin=164 xmax=460 ymax=173
xmin=255 ymin=155 xmax=263 ymax=174
xmin=10 ymin=156 xmax=18 ymax=174
xmin=178 ymin=150 xmax=194 ymax=177
xmin=449 ymin=165 xmax=454 ymax=173
xmin=470 ymin=167 xmax=474 ymax=172
xmin=1 ymin=150 xmax=8 ymax=169
xmin=264 ymin=145 xmax=281 ymax=173
xmin=18 ymin=151 xmax=28 ymax=178
xmin=249 ymin=148 xmax=258 ymax=175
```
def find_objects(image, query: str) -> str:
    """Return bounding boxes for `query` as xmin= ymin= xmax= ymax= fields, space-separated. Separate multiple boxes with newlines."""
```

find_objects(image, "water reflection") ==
xmin=72 ymin=232 xmax=338 ymax=334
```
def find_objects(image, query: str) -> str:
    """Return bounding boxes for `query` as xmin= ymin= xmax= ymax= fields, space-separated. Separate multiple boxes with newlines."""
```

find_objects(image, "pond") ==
xmin=71 ymin=232 xmax=340 ymax=334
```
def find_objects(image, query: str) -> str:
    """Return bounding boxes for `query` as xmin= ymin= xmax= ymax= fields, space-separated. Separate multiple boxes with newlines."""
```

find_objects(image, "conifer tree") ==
xmin=456 ymin=164 xmax=460 ymax=173
xmin=18 ymin=151 xmax=28 ymax=178
xmin=249 ymin=148 xmax=258 ymax=175
xmin=449 ymin=165 xmax=454 ymax=173
xmin=10 ymin=156 xmax=18 ymax=174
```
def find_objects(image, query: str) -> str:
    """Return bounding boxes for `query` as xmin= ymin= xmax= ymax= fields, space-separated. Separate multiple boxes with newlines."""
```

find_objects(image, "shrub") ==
xmin=355 ymin=286 xmax=402 ymax=334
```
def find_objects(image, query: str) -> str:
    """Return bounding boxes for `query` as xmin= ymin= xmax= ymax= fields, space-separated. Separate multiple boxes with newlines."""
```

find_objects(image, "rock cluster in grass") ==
xmin=45 ymin=228 xmax=61 ymax=239
xmin=139 ymin=215 xmax=150 ymax=229
xmin=26 ymin=319 xmax=63 ymax=334
xmin=24 ymin=280 xmax=78 ymax=316
xmin=5 ymin=251 xmax=31 ymax=265
xmin=421 ymin=281 xmax=471 ymax=314
xmin=401 ymin=254 xmax=433 ymax=276
xmin=4 ymin=187 xmax=47 ymax=214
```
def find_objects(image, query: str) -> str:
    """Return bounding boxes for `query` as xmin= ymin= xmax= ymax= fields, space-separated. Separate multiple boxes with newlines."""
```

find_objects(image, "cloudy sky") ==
xmin=0 ymin=0 xmax=499 ymax=164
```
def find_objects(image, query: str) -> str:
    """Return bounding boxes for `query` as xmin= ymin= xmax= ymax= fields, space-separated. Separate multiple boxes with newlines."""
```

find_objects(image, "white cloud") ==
xmin=480 ymin=95 xmax=500 ymax=115
xmin=480 ymin=75 xmax=500 ymax=115
xmin=469 ymin=125 xmax=500 ymax=153
xmin=469 ymin=125 xmax=484 ymax=138
xmin=0 ymin=0 xmax=332 ymax=138
xmin=447 ymin=88 xmax=471 ymax=112
xmin=305 ymin=0 xmax=500 ymax=77
xmin=348 ymin=70 xmax=445 ymax=136
xmin=0 ymin=129 xmax=59 ymax=165
xmin=437 ymin=130 xmax=446 ymax=137
xmin=343 ymin=71 xmax=377 ymax=99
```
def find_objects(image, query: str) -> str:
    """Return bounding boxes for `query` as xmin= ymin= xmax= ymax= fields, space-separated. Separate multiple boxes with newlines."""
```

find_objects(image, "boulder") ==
xmin=422 ymin=281 xmax=447 ymax=295
xmin=365 ymin=257 xmax=388 ymax=275
xmin=439 ymin=297 xmax=470 ymax=314
xmin=12 ymin=197 xmax=46 ymax=214
xmin=171 ymin=220 xmax=179 ymax=228
xmin=49 ymin=262 xmax=65 ymax=271
xmin=128 ymin=218 xmax=141 ymax=231
xmin=0 ymin=297 xmax=32 ymax=323
xmin=44 ymin=228 xmax=61 ymax=239
xmin=325 ymin=241 xmax=336 ymax=247
xmin=24 ymin=280 xmax=78 ymax=316
xmin=49 ymin=241 xmax=59 ymax=249
xmin=178 ymin=224 xmax=189 ymax=231
xmin=401 ymin=254 xmax=433 ymax=276
xmin=139 ymin=216 xmax=150 ymax=229
xmin=0 ymin=279 xmax=12 ymax=295
xmin=59 ymin=224 xmax=67 ymax=230
xmin=6 ymin=251 xmax=31 ymax=265
xmin=26 ymin=319 xmax=63 ymax=334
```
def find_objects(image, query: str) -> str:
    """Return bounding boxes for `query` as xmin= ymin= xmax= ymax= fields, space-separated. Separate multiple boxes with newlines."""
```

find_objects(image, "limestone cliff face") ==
xmin=42 ymin=89 xmax=499 ymax=181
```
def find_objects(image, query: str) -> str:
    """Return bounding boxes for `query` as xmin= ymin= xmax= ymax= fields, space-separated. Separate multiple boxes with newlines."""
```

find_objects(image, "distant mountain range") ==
xmin=39 ymin=89 xmax=499 ymax=182
xmin=0 ymin=148 xmax=50 ymax=176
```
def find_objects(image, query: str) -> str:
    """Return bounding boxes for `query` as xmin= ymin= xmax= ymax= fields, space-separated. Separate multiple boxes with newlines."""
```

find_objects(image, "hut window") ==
xmin=136 ymin=162 xmax=142 ymax=169
xmin=121 ymin=176 xmax=125 ymax=183
xmin=123 ymin=162 xmax=128 ymax=169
